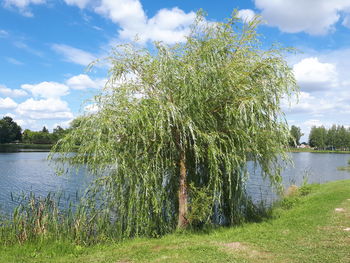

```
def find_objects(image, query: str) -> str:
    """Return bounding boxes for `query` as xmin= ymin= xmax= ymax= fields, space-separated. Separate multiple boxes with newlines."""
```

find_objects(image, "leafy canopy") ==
xmin=0 ymin=116 xmax=22 ymax=143
xmin=52 ymin=12 xmax=297 ymax=237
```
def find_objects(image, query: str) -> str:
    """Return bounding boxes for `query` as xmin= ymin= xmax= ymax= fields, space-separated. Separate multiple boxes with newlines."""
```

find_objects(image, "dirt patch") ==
xmin=222 ymin=242 xmax=247 ymax=250
xmin=335 ymin=208 xmax=346 ymax=212
xmin=220 ymin=242 xmax=274 ymax=262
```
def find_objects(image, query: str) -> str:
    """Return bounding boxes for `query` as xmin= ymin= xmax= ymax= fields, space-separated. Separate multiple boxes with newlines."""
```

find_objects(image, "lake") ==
xmin=0 ymin=151 xmax=350 ymax=213
xmin=0 ymin=152 xmax=90 ymax=213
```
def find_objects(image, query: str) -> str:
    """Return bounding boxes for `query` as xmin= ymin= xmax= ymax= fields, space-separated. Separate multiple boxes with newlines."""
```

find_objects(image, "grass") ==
xmin=1 ymin=180 xmax=350 ymax=262
xmin=289 ymin=148 xmax=350 ymax=154
xmin=337 ymin=166 xmax=350 ymax=171
xmin=0 ymin=143 xmax=52 ymax=152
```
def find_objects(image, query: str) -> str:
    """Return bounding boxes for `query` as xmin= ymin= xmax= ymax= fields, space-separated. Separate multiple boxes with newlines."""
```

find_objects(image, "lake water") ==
xmin=0 ymin=151 xmax=350 ymax=213
xmin=0 ymin=152 xmax=90 ymax=213
xmin=247 ymin=152 xmax=350 ymax=204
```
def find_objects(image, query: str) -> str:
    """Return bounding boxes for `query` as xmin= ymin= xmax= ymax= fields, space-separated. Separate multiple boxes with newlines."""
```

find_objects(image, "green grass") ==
xmin=1 ymin=180 xmax=350 ymax=262
xmin=289 ymin=148 xmax=350 ymax=154
xmin=0 ymin=143 xmax=52 ymax=152
xmin=337 ymin=166 xmax=350 ymax=171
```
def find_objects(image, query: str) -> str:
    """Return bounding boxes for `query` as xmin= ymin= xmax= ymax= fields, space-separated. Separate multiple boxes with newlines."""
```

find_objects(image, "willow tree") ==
xmin=52 ymin=12 xmax=297 ymax=236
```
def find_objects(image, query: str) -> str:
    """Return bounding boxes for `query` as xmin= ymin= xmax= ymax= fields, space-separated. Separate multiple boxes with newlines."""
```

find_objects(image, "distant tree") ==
xmin=0 ymin=116 xmax=22 ymax=143
xmin=42 ymin=126 xmax=49 ymax=133
xmin=52 ymin=125 xmax=68 ymax=142
xmin=309 ymin=126 xmax=327 ymax=149
xmin=289 ymin=125 xmax=303 ymax=147
xmin=22 ymin=126 xmax=67 ymax=144
xmin=326 ymin=125 xmax=337 ymax=150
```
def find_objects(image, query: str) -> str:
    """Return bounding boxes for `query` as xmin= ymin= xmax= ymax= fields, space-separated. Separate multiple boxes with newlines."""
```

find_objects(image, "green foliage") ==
xmin=187 ymin=184 xmax=212 ymax=228
xmin=337 ymin=158 xmax=350 ymax=171
xmin=0 ymin=192 xmax=120 ymax=245
xmin=289 ymin=125 xmax=303 ymax=147
xmin=0 ymin=116 xmax=22 ymax=143
xmin=309 ymin=124 xmax=350 ymax=150
xmin=52 ymin=11 xmax=297 ymax=238
xmin=279 ymin=183 xmax=316 ymax=210
xmin=22 ymin=126 xmax=68 ymax=144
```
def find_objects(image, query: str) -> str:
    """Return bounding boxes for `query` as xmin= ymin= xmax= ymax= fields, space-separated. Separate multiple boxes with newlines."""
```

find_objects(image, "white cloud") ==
xmin=53 ymin=119 xmax=73 ymax=129
xmin=95 ymin=0 xmax=146 ymax=28
xmin=66 ymin=74 xmax=105 ymax=90
xmin=16 ymin=98 xmax=73 ymax=120
xmin=52 ymin=44 xmax=97 ymax=66
xmin=284 ymin=91 xmax=335 ymax=115
xmin=0 ymin=85 xmax=28 ymax=97
xmin=284 ymin=48 xmax=350 ymax=139
xmin=342 ymin=13 xmax=350 ymax=28
xmin=21 ymin=81 xmax=69 ymax=99
xmin=15 ymin=118 xmax=37 ymax=129
xmin=237 ymin=9 xmax=256 ymax=23
xmin=13 ymin=41 xmax=43 ymax=57
xmin=139 ymin=7 xmax=196 ymax=44
xmin=64 ymin=0 xmax=90 ymax=9
xmin=3 ymin=0 xmax=46 ymax=17
xmin=0 ymin=97 xmax=18 ymax=109
xmin=255 ymin=0 xmax=350 ymax=35
xmin=66 ymin=0 xmax=197 ymax=44
xmin=293 ymin=57 xmax=338 ymax=92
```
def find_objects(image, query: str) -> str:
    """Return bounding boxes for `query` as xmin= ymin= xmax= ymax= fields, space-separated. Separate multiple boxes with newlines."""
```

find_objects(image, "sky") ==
xmin=1 ymin=0 xmax=350 ymax=141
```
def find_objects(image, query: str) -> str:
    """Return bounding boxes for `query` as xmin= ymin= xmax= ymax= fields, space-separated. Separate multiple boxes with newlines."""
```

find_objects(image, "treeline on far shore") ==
xmin=308 ymin=125 xmax=350 ymax=151
xmin=0 ymin=116 xmax=69 ymax=145
xmin=289 ymin=124 xmax=350 ymax=151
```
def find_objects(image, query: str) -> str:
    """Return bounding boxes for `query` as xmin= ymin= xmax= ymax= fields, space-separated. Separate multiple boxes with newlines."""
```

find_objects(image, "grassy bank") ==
xmin=1 ymin=180 xmax=350 ymax=262
xmin=0 ymin=143 xmax=52 ymax=151
xmin=289 ymin=148 xmax=350 ymax=154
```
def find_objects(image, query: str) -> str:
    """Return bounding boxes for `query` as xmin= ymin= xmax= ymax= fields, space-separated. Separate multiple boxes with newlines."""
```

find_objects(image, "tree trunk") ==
xmin=177 ymin=149 xmax=188 ymax=229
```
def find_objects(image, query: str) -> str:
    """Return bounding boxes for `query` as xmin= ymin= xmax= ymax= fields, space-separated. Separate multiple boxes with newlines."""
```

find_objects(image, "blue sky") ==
xmin=1 ymin=0 xmax=350 ymax=141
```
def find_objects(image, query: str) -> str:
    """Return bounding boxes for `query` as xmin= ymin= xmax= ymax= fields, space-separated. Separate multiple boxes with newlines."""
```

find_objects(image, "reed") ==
xmin=0 ymin=185 xmax=270 ymax=246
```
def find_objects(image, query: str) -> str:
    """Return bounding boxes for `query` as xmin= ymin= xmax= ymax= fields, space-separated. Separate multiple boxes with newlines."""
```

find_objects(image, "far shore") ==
xmin=289 ymin=147 xmax=350 ymax=154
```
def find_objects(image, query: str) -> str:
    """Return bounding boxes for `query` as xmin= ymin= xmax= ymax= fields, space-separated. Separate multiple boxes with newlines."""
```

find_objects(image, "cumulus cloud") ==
xmin=139 ymin=7 xmax=196 ymax=44
xmin=16 ymin=98 xmax=73 ymax=120
xmin=21 ymin=81 xmax=69 ymax=99
xmin=284 ymin=91 xmax=336 ymax=116
xmin=66 ymin=74 xmax=106 ymax=90
xmin=3 ymin=0 xmax=46 ymax=17
xmin=284 ymin=48 xmax=350 ymax=138
xmin=293 ymin=57 xmax=338 ymax=92
xmin=0 ymin=85 xmax=27 ymax=97
xmin=255 ymin=0 xmax=350 ymax=35
xmin=52 ymin=44 xmax=97 ymax=66
xmin=0 ymin=97 xmax=18 ymax=109
xmin=65 ymin=0 xmax=197 ymax=44
xmin=237 ymin=9 xmax=256 ymax=23
xmin=95 ymin=0 xmax=146 ymax=28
